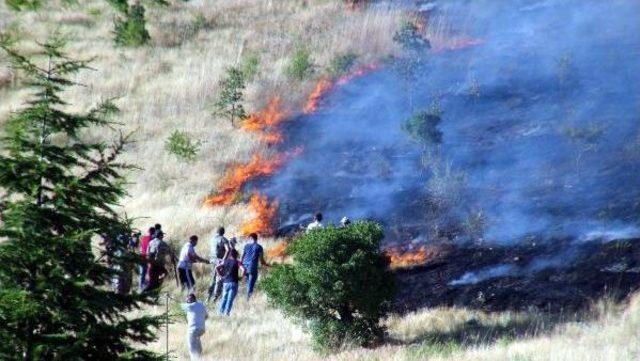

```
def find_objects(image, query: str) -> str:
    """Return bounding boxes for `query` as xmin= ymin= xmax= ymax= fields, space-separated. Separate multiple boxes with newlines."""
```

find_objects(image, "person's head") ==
xmin=249 ymin=233 xmax=258 ymax=243
xmin=229 ymin=237 xmax=237 ymax=248
xmin=189 ymin=235 xmax=198 ymax=246
xmin=154 ymin=223 xmax=162 ymax=232
xmin=229 ymin=249 xmax=239 ymax=259
xmin=217 ymin=226 xmax=225 ymax=236
xmin=314 ymin=212 xmax=323 ymax=222
xmin=148 ymin=226 xmax=156 ymax=236
xmin=186 ymin=293 xmax=196 ymax=303
xmin=156 ymin=231 xmax=164 ymax=240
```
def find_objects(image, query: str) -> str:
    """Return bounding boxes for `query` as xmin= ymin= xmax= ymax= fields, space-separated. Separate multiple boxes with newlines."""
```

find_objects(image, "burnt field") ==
xmin=393 ymin=238 xmax=640 ymax=314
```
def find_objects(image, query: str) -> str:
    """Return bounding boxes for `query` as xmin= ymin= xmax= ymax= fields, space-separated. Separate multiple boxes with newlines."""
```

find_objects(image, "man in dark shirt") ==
xmin=207 ymin=226 xmax=230 ymax=303
xmin=216 ymin=249 xmax=244 ymax=316
xmin=240 ymin=233 xmax=270 ymax=300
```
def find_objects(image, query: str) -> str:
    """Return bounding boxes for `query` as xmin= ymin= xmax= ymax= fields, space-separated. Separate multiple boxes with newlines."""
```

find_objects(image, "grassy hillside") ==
xmin=2 ymin=1 xmax=639 ymax=360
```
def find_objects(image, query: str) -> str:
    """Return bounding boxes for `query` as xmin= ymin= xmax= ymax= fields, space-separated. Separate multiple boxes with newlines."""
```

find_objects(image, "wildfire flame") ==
xmin=240 ymin=193 xmax=278 ymax=236
xmin=385 ymin=246 xmax=429 ymax=268
xmin=266 ymin=240 xmax=289 ymax=260
xmin=303 ymin=65 xmax=379 ymax=114
xmin=242 ymin=97 xmax=288 ymax=145
xmin=303 ymin=78 xmax=333 ymax=114
xmin=203 ymin=154 xmax=285 ymax=207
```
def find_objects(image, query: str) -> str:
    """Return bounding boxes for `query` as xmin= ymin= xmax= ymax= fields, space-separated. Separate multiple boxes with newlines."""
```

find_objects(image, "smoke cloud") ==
xmin=258 ymin=0 xmax=640 ymax=245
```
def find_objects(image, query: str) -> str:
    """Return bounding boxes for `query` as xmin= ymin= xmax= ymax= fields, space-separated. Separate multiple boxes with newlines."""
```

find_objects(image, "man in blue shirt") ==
xmin=240 ymin=233 xmax=270 ymax=299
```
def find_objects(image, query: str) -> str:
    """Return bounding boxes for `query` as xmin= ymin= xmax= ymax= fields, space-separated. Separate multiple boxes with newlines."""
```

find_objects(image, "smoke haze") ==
xmin=258 ymin=0 xmax=640 ymax=245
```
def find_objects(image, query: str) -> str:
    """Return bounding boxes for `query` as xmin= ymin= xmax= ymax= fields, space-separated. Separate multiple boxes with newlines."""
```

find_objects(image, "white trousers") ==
xmin=188 ymin=328 xmax=205 ymax=360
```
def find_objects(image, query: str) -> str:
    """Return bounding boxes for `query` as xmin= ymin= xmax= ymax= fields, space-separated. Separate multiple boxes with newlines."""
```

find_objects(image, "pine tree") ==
xmin=0 ymin=36 xmax=162 ymax=360
xmin=214 ymin=66 xmax=246 ymax=127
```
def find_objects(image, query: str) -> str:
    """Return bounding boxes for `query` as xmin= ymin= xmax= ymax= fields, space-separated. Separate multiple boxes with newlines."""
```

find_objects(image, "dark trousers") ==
xmin=145 ymin=263 xmax=167 ymax=292
xmin=178 ymin=267 xmax=195 ymax=292
xmin=247 ymin=271 xmax=259 ymax=299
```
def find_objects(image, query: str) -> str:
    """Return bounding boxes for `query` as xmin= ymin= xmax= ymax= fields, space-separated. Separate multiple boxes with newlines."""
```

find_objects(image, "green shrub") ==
xmin=113 ymin=3 xmax=151 ymax=47
xmin=393 ymin=20 xmax=430 ymax=52
xmin=404 ymin=110 xmax=443 ymax=145
xmin=165 ymin=130 xmax=201 ymax=162
xmin=328 ymin=52 xmax=357 ymax=76
xmin=263 ymin=221 xmax=396 ymax=350
xmin=5 ymin=0 xmax=42 ymax=11
xmin=241 ymin=53 xmax=260 ymax=81
xmin=286 ymin=47 xmax=313 ymax=80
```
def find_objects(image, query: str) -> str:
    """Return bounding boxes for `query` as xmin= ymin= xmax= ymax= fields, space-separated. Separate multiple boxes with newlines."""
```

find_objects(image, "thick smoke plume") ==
xmin=257 ymin=0 xmax=640 ymax=245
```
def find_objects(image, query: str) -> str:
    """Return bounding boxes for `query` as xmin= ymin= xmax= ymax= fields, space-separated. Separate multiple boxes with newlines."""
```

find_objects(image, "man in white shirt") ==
xmin=306 ymin=212 xmax=324 ymax=233
xmin=177 ymin=235 xmax=209 ymax=293
xmin=182 ymin=293 xmax=208 ymax=360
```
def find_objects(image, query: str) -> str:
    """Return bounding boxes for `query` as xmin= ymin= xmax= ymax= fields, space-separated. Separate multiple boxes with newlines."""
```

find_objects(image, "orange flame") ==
xmin=336 ymin=64 xmax=379 ymax=86
xmin=266 ymin=241 xmax=289 ymax=260
xmin=242 ymin=97 xmax=288 ymax=145
xmin=240 ymin=193 xmax=278 ymax=236
xmin=385 ymin=246 xmax=428 ymax=269
xmin=203 ymin=154 xmax=285 ymax=207
xmin=303 ymin=78 xmax=333 ymax=114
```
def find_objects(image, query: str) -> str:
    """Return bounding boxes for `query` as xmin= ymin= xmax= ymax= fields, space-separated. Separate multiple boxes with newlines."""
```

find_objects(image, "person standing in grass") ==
xmin=306 ymin=212 xmax=324 ymax=232
xmin=241 ymin=232 xmax=270 ymax=299
xmin=182 ymin=293 xmax=208 ymax=360
xmin=138 ymin=226 xmax=155 ymax=292
xmin=207 ymin=226 xmax=231 ymax=303
xmin=217 ymin=249 xmax=245 ymax=316
xmin=145 ymin=231 xmax=171 ymax=292
xmin=177 ymin=235 xmax=210 ymax=293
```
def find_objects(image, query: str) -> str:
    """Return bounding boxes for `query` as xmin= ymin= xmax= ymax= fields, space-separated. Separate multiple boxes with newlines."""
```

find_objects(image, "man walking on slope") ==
xmin=241 ymin=232 xmax=270 ymax=299
xmin=207 ymin=227 xmax=231 ymax=303
xmin=217 ymin=249 xmax=245 ymax=315
xmin=145 ymin=231 xmax=172 ymax=292
xmin=138 ymin=226 xmax=155 ymax=292
xmin=177 ymin=235 xmax=210 ymax=293
xmin=182 ymin=293 xmax=208 ymax=360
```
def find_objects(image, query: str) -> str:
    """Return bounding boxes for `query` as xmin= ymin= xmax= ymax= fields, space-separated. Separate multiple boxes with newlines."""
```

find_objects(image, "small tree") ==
xmin=214 ymin=66 xmax=246 ymax=127
xmin=165 ymin=130 xmax=201 ymax=162
xmin=0 ymin=37 xmax=162 ymax=360
xmin=263 ymin=221 xmax=396 ymax=350
xmin=113 ymin=1 xmax=151 ymax=47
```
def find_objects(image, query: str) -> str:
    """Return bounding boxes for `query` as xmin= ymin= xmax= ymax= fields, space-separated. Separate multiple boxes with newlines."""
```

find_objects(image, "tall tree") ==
xmin=214 ymin=66 xmax=246 ymax=127
xmin=0 ymin=36 xmax=162 ymax=360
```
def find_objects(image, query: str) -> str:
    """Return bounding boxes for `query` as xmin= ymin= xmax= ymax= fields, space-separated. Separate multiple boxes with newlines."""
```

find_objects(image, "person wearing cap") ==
xmin=181 ymin=293 xmax=208 ymax=360
xmin=339 ymin=216 xmax=352 ymax=228
xmin=306 ymin=212 xmax=324 ymax=233
xmin=177 ymin=235 xmax=210 ymax=293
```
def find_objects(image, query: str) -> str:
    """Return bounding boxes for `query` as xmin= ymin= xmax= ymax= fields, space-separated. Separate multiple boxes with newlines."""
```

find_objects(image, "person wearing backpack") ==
xmin=206 ymin=227 xmax=230 ymax=303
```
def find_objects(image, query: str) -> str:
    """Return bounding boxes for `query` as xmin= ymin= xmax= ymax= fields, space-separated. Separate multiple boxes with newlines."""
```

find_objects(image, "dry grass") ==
xmin=2 ymin=1 xmax=639 ymax=361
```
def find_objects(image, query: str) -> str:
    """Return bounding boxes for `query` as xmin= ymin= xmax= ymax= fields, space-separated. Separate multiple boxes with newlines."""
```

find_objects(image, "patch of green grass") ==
xmin=413 ymin=340 xmax=462 ymax=359
xmin=286 ymin=46 xmax=313 ymax=80
xmin=242 ymin=53 xmax=260 ymax=81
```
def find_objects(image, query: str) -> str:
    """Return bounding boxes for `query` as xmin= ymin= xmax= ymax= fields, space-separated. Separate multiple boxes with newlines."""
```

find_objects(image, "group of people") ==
xmin=169 ymin=227 xmax=270 ymax=359
xmin=115 ymin=212 xmax=344 ymax=360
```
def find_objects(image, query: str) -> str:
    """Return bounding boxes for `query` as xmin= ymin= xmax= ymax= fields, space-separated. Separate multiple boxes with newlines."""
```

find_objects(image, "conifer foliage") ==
xmin=0 ymin=37 xmax=162 ymax=360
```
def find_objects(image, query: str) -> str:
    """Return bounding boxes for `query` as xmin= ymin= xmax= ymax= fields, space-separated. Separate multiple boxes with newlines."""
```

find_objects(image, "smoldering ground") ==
xmin=256 ymin=0 xmax=640 ymax=249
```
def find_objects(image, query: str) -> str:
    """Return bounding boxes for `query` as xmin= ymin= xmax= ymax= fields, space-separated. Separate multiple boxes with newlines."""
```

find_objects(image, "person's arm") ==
xmin=216 ymin=263 xmax=224 ymax=276
xmin=189 ymin=249 xmax=209 ymax=264
xmin=259 ymin=253 xmax=270 ymax=267
xmin=238 ymin=261 xmax=246 ymax=278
